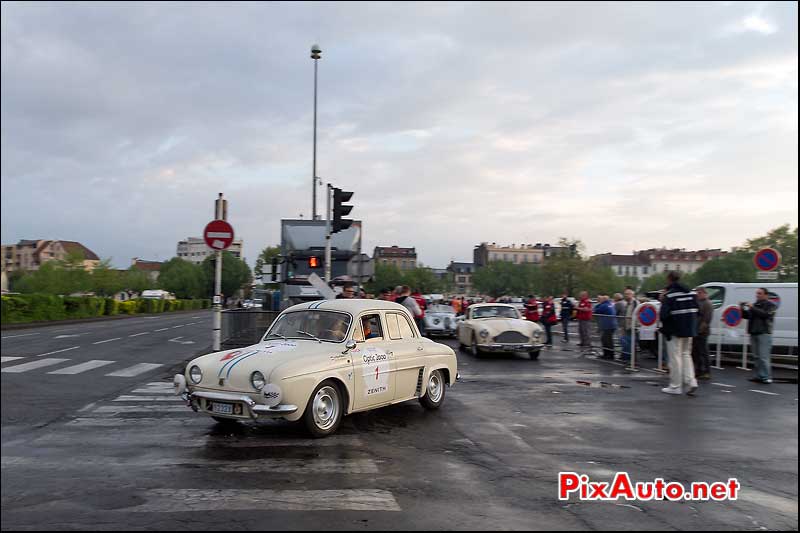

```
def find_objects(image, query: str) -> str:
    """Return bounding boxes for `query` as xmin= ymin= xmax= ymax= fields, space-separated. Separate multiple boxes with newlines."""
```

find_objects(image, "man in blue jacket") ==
xmin=659 ymin=271 xmax=699 ymax=396
xmin=593 ymin=295 xmax=618 ymax=360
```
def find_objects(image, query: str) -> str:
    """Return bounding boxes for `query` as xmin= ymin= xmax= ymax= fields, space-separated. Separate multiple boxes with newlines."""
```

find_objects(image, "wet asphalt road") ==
xmin=1 ymin=328 xmax=797 ymax=530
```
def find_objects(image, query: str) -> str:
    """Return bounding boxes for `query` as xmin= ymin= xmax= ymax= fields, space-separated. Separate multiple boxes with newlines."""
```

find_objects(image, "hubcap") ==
xmin=312 ymin=386 xmax=339 ymax=431
xmin=427 ymin=372 xmax=443 ymax=403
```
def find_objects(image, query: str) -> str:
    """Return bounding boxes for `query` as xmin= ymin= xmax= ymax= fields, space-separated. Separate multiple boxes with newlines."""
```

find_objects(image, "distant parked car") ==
xmin=424 ymin=304 xmax=458 ymax=337
xmin=456 ymin=303 xmax=544 ymax=360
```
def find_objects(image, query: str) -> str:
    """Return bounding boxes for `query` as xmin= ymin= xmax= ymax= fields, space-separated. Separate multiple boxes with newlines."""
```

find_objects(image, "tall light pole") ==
xmin=311 ymin=43 xmax=322 ymax=220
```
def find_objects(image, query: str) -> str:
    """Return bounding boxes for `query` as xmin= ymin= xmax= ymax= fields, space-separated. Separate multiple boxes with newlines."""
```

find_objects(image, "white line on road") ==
xmin=34 ymin=346 xmax=80 ymax=357
xmin=1 ymin=357 xmax=24 ymax=364
xmin=154 ymin=328 xmax=169 ymax=332
xmin=91 ymin=405 xmax=191 ymax=413
xmin=54 ymin=334 xmax=83 ymax=339
xmin=128 ymin=332 xmax=150 ymax=337
xmin=1 ymin=332 xmax=41 ymax=339
xmin=749 ymin=389 xmax=780 ymax=396
xmin=171 ymin=325 xmax=184 ymax=328
xmin=105 ymin=363 xmax=163 ymax=378
xmin=92 ymin=337 xmax=122 ymax=345
xmin=128 ymin=489 xmax=400 ymax=512
xmin=712 ymin=382 xmax=736 ymax=388
xmin=48 ymin=360 xmax=116 ymax=375
xmin=192 ymin=316 xmax=201 ymax=319
xmin=1 ymin=358 xmax=70 ymax=373
xmin=112 ymin=396 xmax=183 ymax=402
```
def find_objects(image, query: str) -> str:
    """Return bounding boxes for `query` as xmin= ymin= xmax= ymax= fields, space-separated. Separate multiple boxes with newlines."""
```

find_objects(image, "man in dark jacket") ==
xmin=559 ymin=292 xmax=574 ymax=343
xmin=741 ymin=288 xmax=777 ymax=384
xmin=593 ymin=295 xmax=618 ymax=360
xmin=692 ymin=287 xmax=713 ymax=380
xmin=659 ymin=271 xmax=699 ymax=396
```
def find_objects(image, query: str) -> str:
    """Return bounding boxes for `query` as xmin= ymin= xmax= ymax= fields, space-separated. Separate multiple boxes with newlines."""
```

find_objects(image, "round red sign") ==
xmin=753 ymin=247 xmax=781 ymax=272
xmin=722 ymin=305 xmax=743 ymax=328
xmin=637 ymin=303 xmax=658 ymax=327
xmin=203 ymin=219 xmax=234 ymax=250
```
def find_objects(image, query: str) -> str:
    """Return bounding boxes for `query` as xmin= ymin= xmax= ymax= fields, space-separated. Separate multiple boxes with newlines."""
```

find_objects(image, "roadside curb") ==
xmin=1 ymin=309 xmax=210 ymax=331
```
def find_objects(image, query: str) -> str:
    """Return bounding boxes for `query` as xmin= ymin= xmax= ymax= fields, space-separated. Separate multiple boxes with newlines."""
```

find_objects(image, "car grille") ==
xmin=494 ymin=331 xmax=529 ymax=344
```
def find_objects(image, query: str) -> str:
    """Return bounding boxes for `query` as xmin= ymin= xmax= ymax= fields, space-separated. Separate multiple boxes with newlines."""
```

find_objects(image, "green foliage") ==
xmin=1 ymin=294 xmax=66 ymax=323
xmin=254 ymin=246 xmax=281 ymax=279
xmin=91 ymin=260 xmax=125 ymax=297
xmin=118 ymin=300 xmax=138 ymax=315
xmin=104 ymin=298 xmax=120 ymax=316
xmin=742 ymin=224 xmax=798 ymax=281
xmin=472 ymin=261 xmax=538 ymax=298
xmin=158 ymin=258 xmax=205 ymax=298
xmin=124 ymin=267 xmax=152 ymax=293
xmin=63 ymin=296 xmax=105 ymax=318
xmin=201 ymin=251 xmax=253 ymax=298
xmin=690 ymin=252 xmax=754 ymax=285
xmin=14 ymin=261 xmax=92 ymax=296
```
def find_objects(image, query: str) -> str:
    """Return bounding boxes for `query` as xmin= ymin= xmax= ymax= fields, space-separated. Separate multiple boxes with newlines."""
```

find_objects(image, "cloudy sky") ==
xmin=2 ymin=1 xmax=797 ymax=269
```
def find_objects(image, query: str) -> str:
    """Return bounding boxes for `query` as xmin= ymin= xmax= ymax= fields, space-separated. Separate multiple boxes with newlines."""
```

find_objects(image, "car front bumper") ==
xmin=480 ymin=342 xmax=544 ymax=352
xmin=182 ymin=389 xmax=298 ymax=419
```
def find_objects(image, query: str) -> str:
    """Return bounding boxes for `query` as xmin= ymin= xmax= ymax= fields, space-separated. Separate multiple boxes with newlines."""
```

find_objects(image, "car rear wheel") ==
xmin=419 ymin=369 xmax=446 ymax=410
xmin=304 ymin=380 xmax=343 ymax=438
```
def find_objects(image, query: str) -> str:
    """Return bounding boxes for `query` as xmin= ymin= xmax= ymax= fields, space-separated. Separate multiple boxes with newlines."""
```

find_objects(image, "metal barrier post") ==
xmin=656 ymin=328 xmax=664 ymax=371
xmin=627 ymin=303 xmax=639 ymax=372
xmin=712 ymin=324 xmax=723 ymax=370
xmin=737 ymin=333 xmax=749 ymax=370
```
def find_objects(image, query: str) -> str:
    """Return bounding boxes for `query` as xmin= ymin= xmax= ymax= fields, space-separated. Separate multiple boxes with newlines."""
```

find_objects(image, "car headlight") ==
xmin=250 ymin=371 xmax=266 ymax=391
xmin=533 ymin=330 xmax=542 ymax=340
xmin=433 ymin=318 xmax=441 ymax=325
xmin=479 ymin=329 xmax=490 ymax=338
xmin=189 ymin=365 xmax=203 ymax=384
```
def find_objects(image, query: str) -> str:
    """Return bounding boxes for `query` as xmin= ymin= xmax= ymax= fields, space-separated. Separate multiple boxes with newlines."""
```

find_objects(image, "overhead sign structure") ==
xmin=722 ymin=305 xmax=743 ymax=328
xmin=637 ymin=303 xmax=658 ymax=327
xmin=754 ymin=247 xmax=781 ymax=272
xmin=204 ymin=219 xmax=235 ymax=250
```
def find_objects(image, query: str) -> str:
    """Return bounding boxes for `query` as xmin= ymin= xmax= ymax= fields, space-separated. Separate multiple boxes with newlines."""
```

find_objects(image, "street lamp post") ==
xmin=311 ymin=44 xmax=322 ymax=220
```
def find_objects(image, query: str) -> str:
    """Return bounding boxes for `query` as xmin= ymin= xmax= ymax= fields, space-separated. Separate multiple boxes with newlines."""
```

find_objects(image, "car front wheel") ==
xmin=304 ymin=380 xmax=344 ymax=438
xmin=419 ymin=369 xmax=446 ymax=410
xmin=529 ymin=349 xmax=540 ymax=361
xmin=470 ymin=335 xmax=482 ymax=358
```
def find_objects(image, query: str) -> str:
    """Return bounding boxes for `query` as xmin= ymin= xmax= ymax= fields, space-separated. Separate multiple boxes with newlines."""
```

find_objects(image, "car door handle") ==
xmin=417 ymin=346 xmax=424 ymax=351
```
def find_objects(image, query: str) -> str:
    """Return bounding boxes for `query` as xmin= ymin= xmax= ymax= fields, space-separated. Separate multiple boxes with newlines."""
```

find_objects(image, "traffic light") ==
xmin=308 ymin=256 xmax=321 ymax=268
xmin=332 ymin=188 xmax=353 ymax=234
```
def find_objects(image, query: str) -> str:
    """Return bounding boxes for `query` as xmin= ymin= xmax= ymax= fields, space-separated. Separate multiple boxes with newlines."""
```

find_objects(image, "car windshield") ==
xmin=472 ymin=306 xmax=519 ymax=319
xmin=263 ymin=310 xmax=351 ymax=343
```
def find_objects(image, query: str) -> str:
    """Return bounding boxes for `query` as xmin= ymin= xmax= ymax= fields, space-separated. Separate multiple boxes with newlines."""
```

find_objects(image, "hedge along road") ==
xmin=1 ymin=307 xmax=210 ymax=331
xmin=1 ymin=309 xmax=213 ymax=438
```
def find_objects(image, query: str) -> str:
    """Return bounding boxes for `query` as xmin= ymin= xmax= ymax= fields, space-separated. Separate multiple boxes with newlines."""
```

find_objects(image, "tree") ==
xmin=404 ymin=267 xmax=445 ymax=294
xmin=158 ymin=258 xmax=205 ymax=298
xmin=690 ymin=252 xmax=755 ymax=286
xmin=742 ymin=224 xmax=798 ymax=281
xmin=364 ymin=263 xmax=406 ymax=294
xmin=254 ymin=246 xmax=281 ymax=280
xmin=124 ymin=267 xmax=152 ymax=293
xmin=202 ymin=251 xmax=253 ymax=298
xmin=91 ymin=259 xmax=125 ymax=297
xmin=472 ymin=261 xmax=534 ymax=298
xmin=15 ymin=260 xmax=91 ymax=295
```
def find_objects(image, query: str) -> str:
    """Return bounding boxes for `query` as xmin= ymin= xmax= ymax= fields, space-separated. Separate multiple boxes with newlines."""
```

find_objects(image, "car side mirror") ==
xmin=342 ymin=339 xmax=357 ymax=354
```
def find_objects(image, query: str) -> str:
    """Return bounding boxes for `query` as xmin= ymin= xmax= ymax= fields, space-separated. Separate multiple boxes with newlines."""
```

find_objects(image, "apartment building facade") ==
xmin=1 ymin=240 xmax=101 ymax=272
xmin=373 ymin=246 xmax=417 ymax=271
xmin=176 ymin=237 xmax=244 ymax=265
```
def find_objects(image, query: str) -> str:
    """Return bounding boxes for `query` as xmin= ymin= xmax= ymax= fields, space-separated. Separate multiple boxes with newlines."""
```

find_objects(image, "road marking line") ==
xmin=54 ymin=334 xmax=83 ymax=339
xmin=1 ymin=358 xmax=70 ymax=373
xmin=48 ymin=360 xmax=116 ymax=375
xmin=112 ymin=396 xmax=183 ymax=402
xmin=749 ymin=389 xmax=780 ymax=396
xmin=1 ymin=357 xmax=24 ymax=364
xmin=91 ymin=405 xmax=188 ymax=413
xmin=129 ymin=332 xmax=150 ymax=337
xmin=171 ymin=325 xmax=184 ymax=328
xmin=129 ymin=489 xmax=400 ymax=512
xmin=105 ymin=363 xmax=163 ymax=378
xmin=712 ymin=382 xmax=736 ymax=388
xmin=33 ymin=346 xmax=80 ymax=357
xmin=1 ymin=332 xmax=40 ymax=339
xmin=93 ymin=337 xmax=122 ymax=345
xmin=154 ymin=327 xmax=170 ymax=332
xmin=192 ymin=316 xmax=201 ymax=319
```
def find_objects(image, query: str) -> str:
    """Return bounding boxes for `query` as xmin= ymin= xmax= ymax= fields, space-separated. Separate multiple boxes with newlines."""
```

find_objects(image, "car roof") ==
xmin=283 ymin=299 xmax=413 ymax=315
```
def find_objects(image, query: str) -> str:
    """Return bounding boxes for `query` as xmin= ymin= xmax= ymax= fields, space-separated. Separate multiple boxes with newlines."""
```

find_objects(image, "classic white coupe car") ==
xmin=174 ymin=300 xmax=458 ymax=437
xmin=423 ymin=304 xmax=458 ymax=337
xmin=457 ymin=303 xmax=544 ymax=359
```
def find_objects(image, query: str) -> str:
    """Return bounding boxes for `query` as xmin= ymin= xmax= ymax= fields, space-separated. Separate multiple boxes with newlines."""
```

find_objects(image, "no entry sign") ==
xmin=204 ymin=219 xmax=235 ymax=250
xmin=637 ymin=303 xmax=658 ymax=327
xmin=722 ymin=305 xmax=743 ymax=328
xmin=754 ymin=247 xmax=781 ymax=272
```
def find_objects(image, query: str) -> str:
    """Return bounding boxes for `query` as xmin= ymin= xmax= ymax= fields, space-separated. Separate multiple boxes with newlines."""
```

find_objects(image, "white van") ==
xmin=140 ymin=289 xmax=174 ymax=300
xmin=698 ymin=282 xmax=798 ymax=354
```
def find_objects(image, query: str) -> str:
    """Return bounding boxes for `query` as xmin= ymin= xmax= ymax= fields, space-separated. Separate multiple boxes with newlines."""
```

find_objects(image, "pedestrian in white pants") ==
xmin=666 ymin=336 xmax=698 ymax=394
xmin=659 ymin=271 xmax=700 ymax=396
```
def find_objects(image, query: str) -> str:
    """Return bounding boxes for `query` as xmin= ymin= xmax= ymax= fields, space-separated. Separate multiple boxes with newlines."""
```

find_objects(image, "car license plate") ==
xmin=211 ymin=402 xmax=234 ymax=415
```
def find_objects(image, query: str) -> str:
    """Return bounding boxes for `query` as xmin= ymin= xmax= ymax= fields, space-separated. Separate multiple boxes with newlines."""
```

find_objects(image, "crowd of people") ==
xmin=331 ymin=272 xmax=778 ymax=392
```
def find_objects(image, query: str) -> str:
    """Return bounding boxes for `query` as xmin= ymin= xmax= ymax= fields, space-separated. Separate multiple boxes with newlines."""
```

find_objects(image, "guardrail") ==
xmin=221 ymin=309 xmax=279 ymax=350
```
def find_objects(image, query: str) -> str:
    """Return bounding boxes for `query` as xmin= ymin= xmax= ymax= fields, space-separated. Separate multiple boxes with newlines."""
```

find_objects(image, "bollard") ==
xmin=627 ymin=304 xmax=639 ymax=372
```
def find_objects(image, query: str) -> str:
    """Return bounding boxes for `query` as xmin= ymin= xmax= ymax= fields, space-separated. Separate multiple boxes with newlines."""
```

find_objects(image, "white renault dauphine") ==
xmin=456 ymin=303 xmax=544 ymax=359
xmin=174 ymin=299 xmax=458 ymax=437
